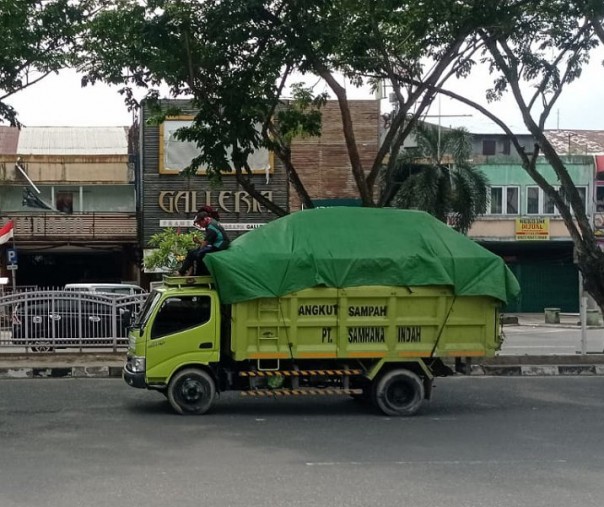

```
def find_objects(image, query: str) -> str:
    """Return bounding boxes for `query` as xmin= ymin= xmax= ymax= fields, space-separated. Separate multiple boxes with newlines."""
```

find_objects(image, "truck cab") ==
xmin=123 ymin=276 xmax=220 ymax=393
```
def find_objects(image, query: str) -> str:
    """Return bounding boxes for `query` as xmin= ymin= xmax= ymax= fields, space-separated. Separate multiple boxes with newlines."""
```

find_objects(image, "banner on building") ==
xmin=159 ymin=117 xmax=273 ymax=175
xmin=515 ymin=217 xmax=549 ymax=240
xmin=159 ymin=220 xmax=265 ymax=231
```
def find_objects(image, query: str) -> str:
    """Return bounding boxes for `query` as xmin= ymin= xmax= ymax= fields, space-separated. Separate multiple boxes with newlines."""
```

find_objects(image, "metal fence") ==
xmin=0 ymin=289 xmax=147 ymax=353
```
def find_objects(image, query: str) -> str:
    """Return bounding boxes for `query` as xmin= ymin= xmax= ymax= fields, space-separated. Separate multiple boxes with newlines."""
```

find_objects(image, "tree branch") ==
xmin=233 ymin=160 xmax=288 ymax=217
xmin=0 ymin=70 xmax=54 ymax=101
xmin=366 ymin=35 xmax=470 ymax=191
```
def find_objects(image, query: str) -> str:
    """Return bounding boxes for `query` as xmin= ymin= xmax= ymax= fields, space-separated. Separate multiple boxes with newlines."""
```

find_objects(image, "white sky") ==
xmin=5 ymin=48 xmax=604 ymax=133
xmin=431 ymin=47 xmax=604 ymax=134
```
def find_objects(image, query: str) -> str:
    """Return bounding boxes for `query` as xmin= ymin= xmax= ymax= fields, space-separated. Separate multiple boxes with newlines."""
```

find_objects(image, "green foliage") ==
xmin=2 ymin=0 xmax=601 ymax=247
xmin=80 ymin=0 xmax=485 ymax=209
xmin=80 ymin=0 xmax=342 ymax=211
xmin=144 ymin=227 xmax=202 ymax=272
xmin=82 ymin=1 xmax=283 ymax=168
xmin=389 ymin=124 xmax=488 ymax=234
xmin=0 ymin=0 xmax=93 ymax=125
xmin=275 ymin=83 xmax=328 ymax=143
xmin=472 ymin=0 xmax=599 ymax=116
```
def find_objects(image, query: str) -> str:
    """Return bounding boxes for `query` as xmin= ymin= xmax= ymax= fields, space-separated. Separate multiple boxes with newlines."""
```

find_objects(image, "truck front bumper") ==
xmin=123 ymin=366 xmax=146 ymax=389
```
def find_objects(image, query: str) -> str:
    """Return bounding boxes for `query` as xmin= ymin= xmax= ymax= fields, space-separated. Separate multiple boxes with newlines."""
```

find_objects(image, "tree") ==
xmin=0 ymin=0 xmax=94 ymax=126
xmin=385 ymin=124 xmax=489 ymax=234
xmin=579 ymin=0 xmax=604 ymax=44
xmin=80 ymin=0 xmax=481 ymax=214
xmin=79 ymin=1 xmax=604 ymax=309
xmin=398 ymin=1 xmax=604 ymax=311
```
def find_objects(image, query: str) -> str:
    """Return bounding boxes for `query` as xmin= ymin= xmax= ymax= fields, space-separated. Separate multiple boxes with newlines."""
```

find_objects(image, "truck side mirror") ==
xmin=121 ymin=309 xmax=132 ymax=329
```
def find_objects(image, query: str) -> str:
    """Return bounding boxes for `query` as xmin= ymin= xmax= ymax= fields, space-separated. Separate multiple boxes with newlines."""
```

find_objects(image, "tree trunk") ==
xmin=316 ymin=68 xmax=374 ymax=206
xmin=233 ymin=167 xmax=288 ymax=217
xmin=272 ymin=147 xmax=313 ymax=210
xmin=577 ymin=246 xmax=604 ymax=316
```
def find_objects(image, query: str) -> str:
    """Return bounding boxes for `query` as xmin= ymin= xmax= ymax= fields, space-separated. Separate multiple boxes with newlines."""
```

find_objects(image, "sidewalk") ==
xmin=503 ymin=312 xmax=604 ymax=329
xmin=0 ymin=353 xmax=124 ymax=379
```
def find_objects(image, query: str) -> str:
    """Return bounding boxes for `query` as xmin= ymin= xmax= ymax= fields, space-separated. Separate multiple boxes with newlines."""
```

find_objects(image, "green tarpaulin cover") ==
xmin=204 ymin=207 xmax=520 ymax=305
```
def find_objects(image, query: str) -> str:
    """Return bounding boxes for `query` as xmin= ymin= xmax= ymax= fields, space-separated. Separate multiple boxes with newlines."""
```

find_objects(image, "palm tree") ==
xmin=382 ymin=123 xmax=489 ymax=234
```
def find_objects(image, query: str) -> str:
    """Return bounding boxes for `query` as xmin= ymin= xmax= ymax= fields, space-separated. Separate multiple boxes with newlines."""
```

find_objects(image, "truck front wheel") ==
xmin=372 ymin=369 xmax=424 ymax=416
xmin=167 ymin=368 xmax=216 ymax=415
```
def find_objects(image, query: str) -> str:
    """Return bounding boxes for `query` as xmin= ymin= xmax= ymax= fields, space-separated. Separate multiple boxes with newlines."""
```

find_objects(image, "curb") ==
xmin=471 ymin=364 xmax=604 ymax=376
xmin=0 ymin=366 xmax=123 ymax=379
xmin=2 ymin=364 xmax=604 ymax=379
xmin=511 ymin=324 xmax=604 ymax=330
xmin=2 ymin=353 xmax=604 ymax=379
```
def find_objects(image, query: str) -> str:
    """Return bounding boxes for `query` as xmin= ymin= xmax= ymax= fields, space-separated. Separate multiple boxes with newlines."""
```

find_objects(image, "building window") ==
xmin=56 ymin=192 xmax=73 ymax=214
xmin=482 ymin=139 xmax=496 ymax=156
xmin=489 ymin=186 xmax=519 ymax=214
xmin=151 ymin=295 xmax=211 ymax=339
xmin=543 ymin=191 xmax=556 ymax=214
xmin=596 ymin=186 xmax=604 ymax=211
xmin=502 ymin=139 xmax=511 ymax=155
xmin=526 ymin=186 xmax=587 ymax=215
xmin=527 ymin=187 xmax=540 ymax=214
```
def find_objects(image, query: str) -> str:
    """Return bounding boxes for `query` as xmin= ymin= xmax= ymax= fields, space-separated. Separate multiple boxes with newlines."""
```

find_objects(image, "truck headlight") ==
xmin=130 ymin=356 xmax=146 ymax=373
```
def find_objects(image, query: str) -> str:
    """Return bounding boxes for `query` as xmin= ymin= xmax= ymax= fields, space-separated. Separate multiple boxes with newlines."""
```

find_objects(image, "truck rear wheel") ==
xmin=372 ymin=369 xmax=424 ymax=416
xmin=167 ymin=368 xmax=216 ymax=415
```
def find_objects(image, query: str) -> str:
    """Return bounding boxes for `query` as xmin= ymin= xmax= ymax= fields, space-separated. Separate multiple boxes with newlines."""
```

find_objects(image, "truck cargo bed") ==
xmin=229 ymin=285 xmax=500 ymax=362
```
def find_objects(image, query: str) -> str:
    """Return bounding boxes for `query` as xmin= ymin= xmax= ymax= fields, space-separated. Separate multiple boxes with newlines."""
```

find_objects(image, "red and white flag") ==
xmin=0 ymin=220 xmax=14 ymax=245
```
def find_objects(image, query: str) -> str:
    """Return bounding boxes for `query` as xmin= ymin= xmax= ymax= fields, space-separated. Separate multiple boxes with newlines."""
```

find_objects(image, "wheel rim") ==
xmin=386 ymin=379 xmax=414 ymax=409
xmin=176 ymin=377 xmax=208 ymax=408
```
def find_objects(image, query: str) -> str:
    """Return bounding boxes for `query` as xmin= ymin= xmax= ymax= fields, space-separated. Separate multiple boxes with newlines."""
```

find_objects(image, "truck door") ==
xmin=145 ymin=294 xmax=218 ymax=382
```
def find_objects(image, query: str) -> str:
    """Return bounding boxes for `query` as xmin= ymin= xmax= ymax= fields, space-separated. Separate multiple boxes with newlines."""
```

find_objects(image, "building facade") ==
xmin=137 ymin=100 xmax=380 ymax=280
xmin=467 ymin=131 xmax=600 ymax=312
xmin=0 ymin=126 xmax=138 ymax=287
xmin=136 ymin=100 xmax=289 ymax=282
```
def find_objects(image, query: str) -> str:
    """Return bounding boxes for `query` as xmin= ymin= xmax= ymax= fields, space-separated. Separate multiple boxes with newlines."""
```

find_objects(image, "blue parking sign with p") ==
xmin=7 ymin=248 xmax=17 ymax=265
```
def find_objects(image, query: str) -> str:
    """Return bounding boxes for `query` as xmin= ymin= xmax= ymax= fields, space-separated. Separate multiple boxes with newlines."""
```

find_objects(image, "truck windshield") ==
xmin=132 ymin=291 xmax=162 ymax=330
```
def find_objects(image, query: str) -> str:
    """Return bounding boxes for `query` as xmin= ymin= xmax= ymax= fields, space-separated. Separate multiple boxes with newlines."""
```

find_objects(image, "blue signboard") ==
xmin=7 ymin=248 xmax=17 ymax=265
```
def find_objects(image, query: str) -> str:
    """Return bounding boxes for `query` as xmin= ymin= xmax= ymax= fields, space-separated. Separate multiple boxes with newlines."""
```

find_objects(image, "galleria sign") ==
xmin=158 ymin=190 xmax=274 ymax=214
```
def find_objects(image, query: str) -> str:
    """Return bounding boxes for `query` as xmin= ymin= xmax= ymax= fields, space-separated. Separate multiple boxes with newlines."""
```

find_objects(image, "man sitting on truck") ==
xmin=178 ymin=211 xmax=230 ymax=276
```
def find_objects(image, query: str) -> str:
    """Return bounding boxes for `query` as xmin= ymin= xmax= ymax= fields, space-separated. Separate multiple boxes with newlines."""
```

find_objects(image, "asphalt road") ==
xmin=1 ymin=377 xmax=603 ymax=507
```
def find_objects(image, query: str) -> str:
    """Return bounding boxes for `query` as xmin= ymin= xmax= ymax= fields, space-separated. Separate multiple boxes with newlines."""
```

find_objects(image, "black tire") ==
xmin=167 ymin=368 xmax=216 ymax=415
xmin=372 ymin=369 xmax=424 ymax=416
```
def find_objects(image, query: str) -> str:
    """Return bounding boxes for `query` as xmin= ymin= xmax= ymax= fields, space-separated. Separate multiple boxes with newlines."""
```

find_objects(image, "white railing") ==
xmin=6 ymin=213 xmax=137 ymax=241
xmin=0 ymin=289 xmax=147 ymax=353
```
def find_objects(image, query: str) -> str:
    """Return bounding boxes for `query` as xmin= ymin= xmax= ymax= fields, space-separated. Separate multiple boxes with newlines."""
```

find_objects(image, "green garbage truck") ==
xmin=124 ymin=208 xmax=519 ymax=416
